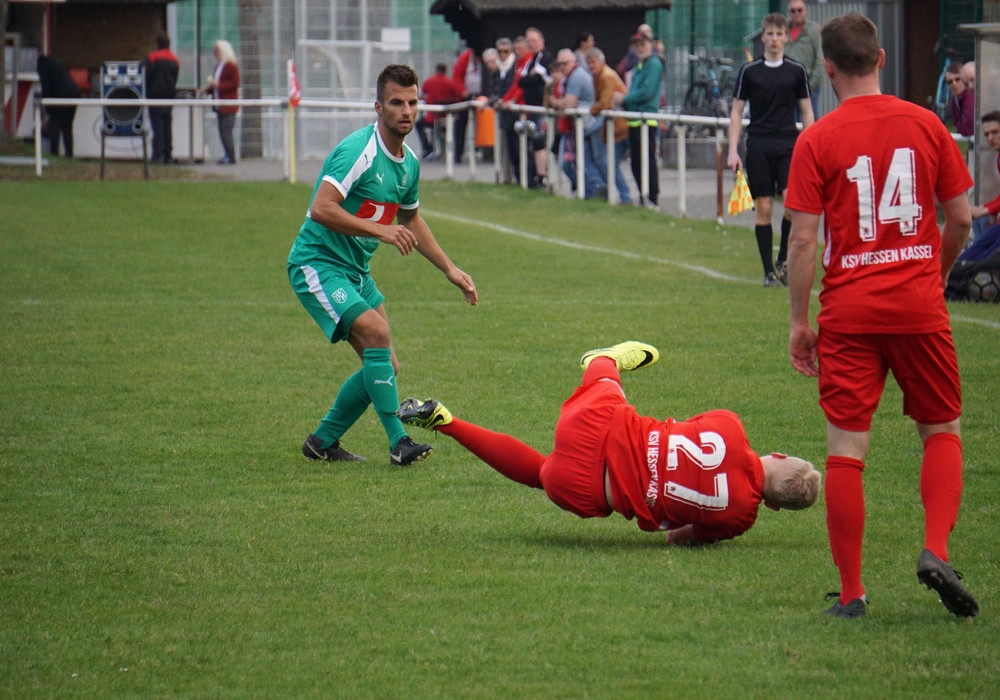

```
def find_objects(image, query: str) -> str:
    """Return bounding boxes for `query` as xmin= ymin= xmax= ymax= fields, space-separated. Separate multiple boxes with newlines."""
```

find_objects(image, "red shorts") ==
xmin=818 ymin=328 xmax=961 ymax=431
xmin=539 ymin=364 xmax=621 ymax=519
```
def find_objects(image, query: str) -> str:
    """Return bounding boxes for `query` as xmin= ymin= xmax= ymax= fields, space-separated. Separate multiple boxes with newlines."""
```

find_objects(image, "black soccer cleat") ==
xmin=302 ymin=433 xmax=366 ymax=462
xmin=776 ymin=261 xmax=789 ymax=287
xmin=390 ymin=436 xmax=432 ymax=467
xmin=823 ymin=592 xmax=867 ymax=619
xmin=397 ymin=397 xmax=453 ymax=430
xmin=916 ymin=549 xmax=979 ymax=618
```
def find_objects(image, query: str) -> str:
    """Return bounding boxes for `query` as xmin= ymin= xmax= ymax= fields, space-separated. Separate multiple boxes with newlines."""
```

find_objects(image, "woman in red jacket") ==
xmin=200 ymin=40 xmax=241 ymax=164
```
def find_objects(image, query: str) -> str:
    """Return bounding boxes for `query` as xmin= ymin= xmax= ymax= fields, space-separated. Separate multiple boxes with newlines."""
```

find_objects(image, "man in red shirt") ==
xmin=145 ymin=32 xmax=180 ymax=164
xmin=785 ymin=13 xmax=978 ymax=619
xmin=398 ymin=341 xmax=821 ymax=545
xmin=416 ymin=62 xmax=465 ymax=159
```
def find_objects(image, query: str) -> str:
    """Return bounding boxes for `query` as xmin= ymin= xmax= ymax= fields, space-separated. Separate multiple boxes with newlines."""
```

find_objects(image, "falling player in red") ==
xmin=785 ymin=13 xmax=978 ymax=619
xmin=398 ymin=342 xmax=821 ymax=545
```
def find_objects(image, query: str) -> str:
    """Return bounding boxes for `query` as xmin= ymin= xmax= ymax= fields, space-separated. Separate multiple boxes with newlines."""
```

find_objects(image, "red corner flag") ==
xmin=287 ymin=59 xmax=301 ymax=108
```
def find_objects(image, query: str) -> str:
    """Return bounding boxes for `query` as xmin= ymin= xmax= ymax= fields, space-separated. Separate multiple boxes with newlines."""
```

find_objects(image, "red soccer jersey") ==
xmin=786 ymin=94 xmax=973 ymax=333
xmin=605 ymin=408 xmax=764 ymax=542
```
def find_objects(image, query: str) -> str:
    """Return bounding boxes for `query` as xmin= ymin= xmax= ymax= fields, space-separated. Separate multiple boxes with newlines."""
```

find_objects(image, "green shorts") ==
xmin=288 ymin=261 xmax=385 ymax=344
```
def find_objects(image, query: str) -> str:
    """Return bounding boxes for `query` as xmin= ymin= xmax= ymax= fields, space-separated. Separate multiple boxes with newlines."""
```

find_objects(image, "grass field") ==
xmin=2 ymin=178 xmax=998 ymax=698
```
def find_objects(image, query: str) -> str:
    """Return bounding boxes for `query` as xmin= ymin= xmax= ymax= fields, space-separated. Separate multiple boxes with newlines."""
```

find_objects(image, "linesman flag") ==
xmin=287 ymin=59 xmax=301 ymax=108
xmin=728 ymin=168 xmax=754 ymax=216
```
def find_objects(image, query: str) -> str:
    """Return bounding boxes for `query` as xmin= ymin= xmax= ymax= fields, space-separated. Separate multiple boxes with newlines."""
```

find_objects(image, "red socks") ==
xmin=438 ymin=418 xmax=545 ymax=489
xmin=920 ymin=432 xmax=963 ymax=562
xmin=825 ymin=456 xmax=866 ymax=603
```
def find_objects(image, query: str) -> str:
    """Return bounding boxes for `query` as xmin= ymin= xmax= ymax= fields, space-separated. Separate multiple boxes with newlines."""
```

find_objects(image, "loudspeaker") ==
xmin=101 ymin=61 xmax=144 ymax=136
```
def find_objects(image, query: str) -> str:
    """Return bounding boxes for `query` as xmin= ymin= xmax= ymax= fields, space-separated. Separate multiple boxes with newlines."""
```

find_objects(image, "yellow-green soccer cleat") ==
xmin=580 ymin=341 xmax=660 ymax=372
xmin=397 ymin=397 xmax=453 ymax=430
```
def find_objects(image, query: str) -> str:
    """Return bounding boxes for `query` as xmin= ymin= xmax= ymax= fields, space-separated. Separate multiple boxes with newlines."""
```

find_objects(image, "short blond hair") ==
xmin=768 ymin=456 xmax=821 ymax=510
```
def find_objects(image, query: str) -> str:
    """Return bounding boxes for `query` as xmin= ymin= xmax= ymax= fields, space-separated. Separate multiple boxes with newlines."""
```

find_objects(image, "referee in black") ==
xmin=727 ymin=12 xmax=814 ymax=287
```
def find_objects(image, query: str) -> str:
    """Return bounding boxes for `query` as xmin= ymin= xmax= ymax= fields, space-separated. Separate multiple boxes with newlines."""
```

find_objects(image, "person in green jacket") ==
xmin=783 ymin=0 xmax=823 ymax=118
xmin=615 ymin=32 xmax=664 ymax=208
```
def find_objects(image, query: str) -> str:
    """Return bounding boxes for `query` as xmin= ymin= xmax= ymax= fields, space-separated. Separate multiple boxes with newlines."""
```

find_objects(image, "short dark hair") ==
xmin=821 ymin=13 xmax=880 ymax=77
xmin=945 ymin=61 xmax=963 ymax=77
xmin=156 ymin=32 xmax=171 ymax=50
xmin=377 ymin=64 xmax=418 ymax=102
xmin=761 ymin=12 xmax=788 ymax=32
xmin=982 ymin=110 xmax=1000 ymax=125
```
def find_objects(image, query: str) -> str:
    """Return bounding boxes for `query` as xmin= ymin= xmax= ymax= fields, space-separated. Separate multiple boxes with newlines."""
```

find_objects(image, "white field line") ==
xmin=423 ymin=209 xmax=1000 ymax=331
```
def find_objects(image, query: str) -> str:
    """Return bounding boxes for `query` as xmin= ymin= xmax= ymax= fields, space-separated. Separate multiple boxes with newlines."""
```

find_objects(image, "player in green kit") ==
xmin=288 ymin=64 xmax=478 ymax=466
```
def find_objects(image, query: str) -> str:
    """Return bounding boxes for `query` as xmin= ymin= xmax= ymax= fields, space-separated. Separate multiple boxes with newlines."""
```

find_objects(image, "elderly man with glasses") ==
xmin=945 ymin=61 xmax=975 ymax=137
xmin=783 ymin=0 xmax=823 ymax=118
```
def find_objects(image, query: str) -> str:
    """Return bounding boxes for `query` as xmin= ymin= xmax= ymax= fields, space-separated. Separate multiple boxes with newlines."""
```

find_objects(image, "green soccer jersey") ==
xmin=288 ymin=123 xmax=421 ymax=275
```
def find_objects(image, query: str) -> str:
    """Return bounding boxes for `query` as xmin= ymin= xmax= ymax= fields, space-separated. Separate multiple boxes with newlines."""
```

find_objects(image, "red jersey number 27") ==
xmin=846 ymin=148 xmax=923 ymax=241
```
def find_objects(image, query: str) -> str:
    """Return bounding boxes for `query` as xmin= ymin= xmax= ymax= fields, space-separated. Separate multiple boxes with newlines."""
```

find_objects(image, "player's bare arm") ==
xmin=798 ymin=97 xmax=815 ymax=128
xmin=664 ymin=524 xmax=698 ymax=546
xmin=787 ymin=209 xmax=820 ymax=377
xmin=939 ymin=193 xmax=973 ymax=285
xmin=397 ymin=207 xmax=478 ymax=306
xmin=726 ymin=98 xmax=746 ymax=172
xmin=308 ymin=180 xmax=419 ymax=255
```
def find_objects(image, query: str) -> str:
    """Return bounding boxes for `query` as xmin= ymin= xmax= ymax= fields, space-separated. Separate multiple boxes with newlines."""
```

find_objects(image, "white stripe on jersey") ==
xmin=300 ymin=264 xmax=342 ymax=323
xmin=327 ymin=131 xmax=379 ymax=199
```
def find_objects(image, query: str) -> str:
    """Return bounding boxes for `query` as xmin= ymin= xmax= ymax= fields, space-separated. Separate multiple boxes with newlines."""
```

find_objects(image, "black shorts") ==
xmin=745 ymin=133 xmax=798 ymax=199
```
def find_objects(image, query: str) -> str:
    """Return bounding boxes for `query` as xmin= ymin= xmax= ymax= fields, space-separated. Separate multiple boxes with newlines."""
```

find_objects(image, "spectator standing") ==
xmin=786 ymin=13 xmax=978 ymax=620
xmin=518 ymin=27 xmax=555 ymax=188
xmin=727 ymin=12 xmax=813 ymax=287
xmin=36 ymin=55 xmax=80 ymax=157
xmin=573 ymin=32 xmax=595 ymax=66
xmin=549 ymin=49 xmax=605 ymax=199
xmin=945 ymin=62 xmax=974 ymax=137
xmin=616 ymin=23 xmax=655 ymax=84
xmin=614 ymin=32 xmax=663 ymax=208
xmin=415 ymin=62 xmax=463 ymax=159
xmin=145 ymin=32 xmax=180 ymax=164
xmin=482 ymin=48 xmax=501 ymax=102
xmin=451 ymin=47 xmax=484 ymax=160
xmin=587 ymin=47 xmax=632 ymax=205
xmin=199 ymin=39 xmax=241 ymax=165
xmin=499 ymin=36 xmax=532 ymax=185
xmin=492 ymin=37 xmax=518 ymax=183
xmin=783 ymin=0 xmax=823 ymax=119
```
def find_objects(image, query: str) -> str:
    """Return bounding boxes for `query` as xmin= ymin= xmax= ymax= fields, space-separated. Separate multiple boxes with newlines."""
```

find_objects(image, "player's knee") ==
xmin=350 ymin=310 xmax=392 ymax=348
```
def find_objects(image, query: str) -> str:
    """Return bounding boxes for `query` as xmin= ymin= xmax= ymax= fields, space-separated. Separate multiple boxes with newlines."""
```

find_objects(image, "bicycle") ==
xmin=680 ymin=54 xmax=734 ymax=137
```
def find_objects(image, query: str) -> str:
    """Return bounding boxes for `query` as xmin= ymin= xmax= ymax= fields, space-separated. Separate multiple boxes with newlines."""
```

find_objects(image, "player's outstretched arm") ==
xmin=397 ymin=208 xmax=478 ymax=306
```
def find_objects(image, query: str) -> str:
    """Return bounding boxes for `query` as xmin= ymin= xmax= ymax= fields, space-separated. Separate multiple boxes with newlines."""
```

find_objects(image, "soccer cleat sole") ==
xmin=916 ymin=549 xmax=979 ymax=618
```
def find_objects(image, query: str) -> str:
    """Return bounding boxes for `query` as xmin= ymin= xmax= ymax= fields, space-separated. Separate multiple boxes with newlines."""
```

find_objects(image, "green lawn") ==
xmin=2 ymin=180 xmax=997 ymax=698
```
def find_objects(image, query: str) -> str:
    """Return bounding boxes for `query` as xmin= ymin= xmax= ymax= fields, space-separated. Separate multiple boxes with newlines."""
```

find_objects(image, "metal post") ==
xmin=677 ymin=124 xmax=687 ymax=217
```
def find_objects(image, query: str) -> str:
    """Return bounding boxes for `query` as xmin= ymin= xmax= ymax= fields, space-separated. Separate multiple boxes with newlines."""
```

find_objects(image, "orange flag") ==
xmin=728 ymin=169 xmax=754 ymax=216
